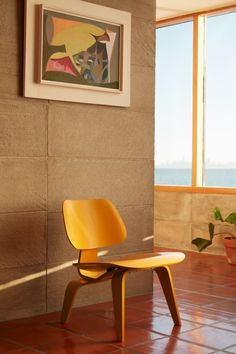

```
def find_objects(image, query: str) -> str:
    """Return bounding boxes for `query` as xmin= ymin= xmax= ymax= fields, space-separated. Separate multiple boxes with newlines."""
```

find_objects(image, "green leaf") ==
xmin=208 ymin=223 xmax=215 ymax=240
xmin=224 ymin=213 xmax=236 ymax=224
xmin=192 ymin=237 xmax=212 ymax=252
xmin=213 ymin=207 xmax=223 ymax=221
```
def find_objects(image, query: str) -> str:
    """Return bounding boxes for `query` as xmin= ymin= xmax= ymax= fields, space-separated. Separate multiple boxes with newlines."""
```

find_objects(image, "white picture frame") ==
xmin=24 ymin=0 xmax=131 ymax=107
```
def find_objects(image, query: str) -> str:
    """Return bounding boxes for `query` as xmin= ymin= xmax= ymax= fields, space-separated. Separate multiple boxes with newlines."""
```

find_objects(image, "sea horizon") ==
xmin=155 ymin=167 xmax=236 ymax=187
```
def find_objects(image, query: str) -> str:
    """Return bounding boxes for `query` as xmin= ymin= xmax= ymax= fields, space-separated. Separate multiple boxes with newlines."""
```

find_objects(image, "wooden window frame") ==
xmin=155 ymin=5 xmax=236 ymax=195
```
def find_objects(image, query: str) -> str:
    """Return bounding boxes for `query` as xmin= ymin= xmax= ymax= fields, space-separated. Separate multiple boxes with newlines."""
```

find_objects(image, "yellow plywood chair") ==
xmin=61 ymin=199 xmax=185 ymax=341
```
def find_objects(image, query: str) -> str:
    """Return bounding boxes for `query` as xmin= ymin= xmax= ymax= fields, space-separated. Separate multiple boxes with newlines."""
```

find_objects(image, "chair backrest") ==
xmin=63 ymin=199 xmax=127 ymax=250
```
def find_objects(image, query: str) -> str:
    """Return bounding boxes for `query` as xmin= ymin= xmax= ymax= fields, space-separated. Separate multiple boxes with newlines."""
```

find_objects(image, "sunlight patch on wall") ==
xmin=0 ymin=260 xmax=77 ymax=291
xmin=142 ymin=235 xmax=154 ymax=242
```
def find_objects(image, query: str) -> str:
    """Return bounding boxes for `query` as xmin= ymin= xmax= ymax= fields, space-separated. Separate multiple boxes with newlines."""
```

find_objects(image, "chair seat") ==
xmin=76 ymin=251 xmax=185 ymax=271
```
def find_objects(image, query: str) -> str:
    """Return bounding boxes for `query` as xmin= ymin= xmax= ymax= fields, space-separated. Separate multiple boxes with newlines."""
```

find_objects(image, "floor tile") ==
xmin=0 ymin=337 xmax=23 ymax=352
xmin=177 ymin=292 xmax=225 ymax=306
xmin=0 ymin=312 xmax=60 ymax=332
xmin=228 ymin=284 xmax=236 ymax=289
xmin=206 ymin=300 xmax=236 ymax=314
xmin=193 ymin=273 xmax=236 ymax=286
xmin=128 ymin=299 xmax=170 ymax=316
xmin=212 ymin=321 xmax=236 ymax=332
xmin=174 ymin=278 xmax=215 ymax=291
xmin=130 ymin=336 xmax=212 ymax=354
xmin=198 ymin=285 xmax=236 ymax=299
xmin=116 ymin=326 xmax=163 ymax=348
xmin=93 ymin=304 xmax=159 ymax=323
xmin=178 ymin=326 xmax=236 ymax=350
xmin=132 ymin=314 xmax=202 ymax=336
xmin=57 ymin=313 xmax=116 ymax=338
xmin=223 ymin=344 xmax=236 ymax=353
xmin=181 ymin=305 xmax=236 ymax=322
xmin=34 ymin=335 xmax=120 ymax=354
xmin=108 ymin=350 xmax=136 ymax=354
xmin=211 ymin=352 xmax=235 ymax=354
xmin=2 ymin=324 xmax=75 ymax=347
xmin=225 ymin=318 xmax=236 ymax=326
xmin=178 ymin=311 xmax=218 ymax=325
xmin=4 ymin=349 xmax=43 ymax=353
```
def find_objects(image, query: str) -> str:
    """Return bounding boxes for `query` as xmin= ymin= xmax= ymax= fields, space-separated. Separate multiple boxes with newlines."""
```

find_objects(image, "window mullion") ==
xmin=192 ymin=15 xmax=205 ymax=187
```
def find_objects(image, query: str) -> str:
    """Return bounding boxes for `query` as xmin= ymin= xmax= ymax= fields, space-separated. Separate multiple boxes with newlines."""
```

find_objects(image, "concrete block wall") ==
xmin=0 ymin=0 xmax=155 ymax=321
xmin=154 ymin=190 xmax=236 ymax=255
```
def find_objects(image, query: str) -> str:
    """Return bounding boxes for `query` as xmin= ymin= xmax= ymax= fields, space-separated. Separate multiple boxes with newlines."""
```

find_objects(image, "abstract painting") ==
xmin=24 ymin=0 xmax=131 ymax=106
xmin=41 ymin=8 xmax=121 ymax=90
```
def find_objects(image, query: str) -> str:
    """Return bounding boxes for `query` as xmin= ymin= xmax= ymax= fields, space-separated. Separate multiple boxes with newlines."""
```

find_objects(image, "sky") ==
xmin=155 ymin=11 xmax=236 ymax=169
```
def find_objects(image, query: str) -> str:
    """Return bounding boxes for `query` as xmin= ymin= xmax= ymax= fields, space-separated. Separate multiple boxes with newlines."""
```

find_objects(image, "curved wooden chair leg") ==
xmin=155 ymin=266 xmax=181 ymax=325
xmin=111 ymin=270 xmax=127 ymax=342
xmin=60 ymin=279 xmax=85 ymax=323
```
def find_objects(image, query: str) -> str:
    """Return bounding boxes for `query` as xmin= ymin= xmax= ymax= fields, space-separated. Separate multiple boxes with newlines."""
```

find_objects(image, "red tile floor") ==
xmin=1 ymin=249 xmax=236 ymax=353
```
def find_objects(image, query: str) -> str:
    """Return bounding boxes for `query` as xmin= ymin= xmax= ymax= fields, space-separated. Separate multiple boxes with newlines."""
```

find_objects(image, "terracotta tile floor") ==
xmin=1 ymin=249 xmax=236 ymax=353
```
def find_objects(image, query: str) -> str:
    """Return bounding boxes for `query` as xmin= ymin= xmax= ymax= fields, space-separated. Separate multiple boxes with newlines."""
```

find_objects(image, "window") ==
xmin=155 ymin=8 xmax=236 ymax=189
xmin=204 ymin=11 xmax=236 ymax=187
xmin=155 ymin=21 xmax=193 ymax=186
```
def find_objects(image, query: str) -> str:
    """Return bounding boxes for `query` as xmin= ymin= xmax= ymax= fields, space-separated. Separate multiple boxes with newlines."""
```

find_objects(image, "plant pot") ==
xmin=223 ymin=237 xmax=236 ymax=265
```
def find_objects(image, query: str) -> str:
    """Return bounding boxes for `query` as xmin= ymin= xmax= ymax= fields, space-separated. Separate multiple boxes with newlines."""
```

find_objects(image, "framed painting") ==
xmin=24 ymin=0 xmax=131 ymax=106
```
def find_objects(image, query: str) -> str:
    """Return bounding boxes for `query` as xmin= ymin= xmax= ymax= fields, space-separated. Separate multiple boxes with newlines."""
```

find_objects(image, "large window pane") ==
xmin=155 ymin=22 xmax=193 ymax=186
xmin=204 ymin=11 xmax=236 ymax=187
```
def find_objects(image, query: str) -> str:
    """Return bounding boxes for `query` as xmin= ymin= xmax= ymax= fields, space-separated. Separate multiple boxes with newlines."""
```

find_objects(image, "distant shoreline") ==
xmin=155 ymin=167 xmax=236 ymax=187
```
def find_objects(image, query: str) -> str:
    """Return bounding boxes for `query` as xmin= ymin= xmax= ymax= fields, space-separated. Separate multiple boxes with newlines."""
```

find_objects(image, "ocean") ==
xmin=155 ymin=168 xmax=236 ymax=188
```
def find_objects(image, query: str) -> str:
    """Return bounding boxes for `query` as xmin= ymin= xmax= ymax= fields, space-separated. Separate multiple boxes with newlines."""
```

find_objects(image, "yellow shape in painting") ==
xmin=50 ymin=20 xmax=106 ymax=60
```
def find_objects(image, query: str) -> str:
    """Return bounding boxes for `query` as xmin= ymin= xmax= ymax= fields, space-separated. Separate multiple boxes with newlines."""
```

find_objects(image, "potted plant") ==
xmin=192 ymin=207 xmax=236 ymax=265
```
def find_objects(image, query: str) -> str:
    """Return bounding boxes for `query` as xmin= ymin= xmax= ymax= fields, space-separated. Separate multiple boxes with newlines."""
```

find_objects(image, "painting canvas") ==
xmin=24 ymin=0 xmax=131 ymax=106
xmin=41 ymin=8 xmax=121 ymax=91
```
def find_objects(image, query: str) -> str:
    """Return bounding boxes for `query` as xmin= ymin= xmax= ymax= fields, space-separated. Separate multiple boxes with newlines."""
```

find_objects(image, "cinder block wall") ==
xmin=154 ymin=191 xmax=236 ymax=255
xmin=0 ymin=0 xmax=155 ymax=321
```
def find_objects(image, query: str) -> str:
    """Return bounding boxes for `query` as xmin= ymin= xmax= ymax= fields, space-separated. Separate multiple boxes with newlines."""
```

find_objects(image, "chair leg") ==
xmin=155 ymin=266 xmax=181 ymax=325
xmin=60 ymin=279 xmax=85 ymax=323
xmin=111 ymin=270 xmax=127 ymax=342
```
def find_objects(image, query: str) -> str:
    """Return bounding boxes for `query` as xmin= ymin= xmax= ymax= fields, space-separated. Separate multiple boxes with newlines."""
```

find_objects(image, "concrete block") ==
xmin=48 ymin=103 xmax=153 ymax=159
xmin=131 ymin=17 xmax=155 ymax=67
xmin=130 ymin=65 xmax=155 ymax=113
xmin=192 ymin=194 xmax=236 ymax=224
xmin=0 ymin=265 xmax=46 ymax=322
xmin=0 ymin=158 xmax=47 ymax=212
xmin=0 ymin=73 xmax=19 ymax=99
xmin=47 ymin=212 xmax=79 ymax=264
xmin=0 ymin=99 xmax=47 ymax=157
xmin=48 ymin=157 xmax=153 ymax=211
xmin=109 ymin=205 xmax=154 ymax=256
xmin=154 ymin=191 xmax=192 ymax=222
xmin=154 ymin=220 xmax=191 ymax=249
xmin=0 ymin=0 xmax=23 ymax=41
xmin=0 ymin=212 xmax=46 ymax=268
